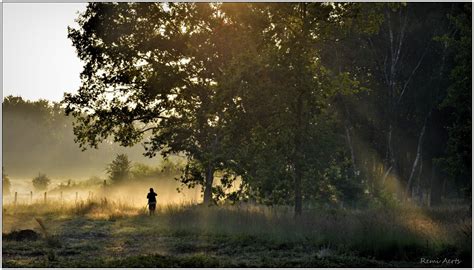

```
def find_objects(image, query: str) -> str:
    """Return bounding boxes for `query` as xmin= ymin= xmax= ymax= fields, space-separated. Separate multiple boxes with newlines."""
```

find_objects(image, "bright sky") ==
xmin=3 ymin=3 xmax=87 ymax=102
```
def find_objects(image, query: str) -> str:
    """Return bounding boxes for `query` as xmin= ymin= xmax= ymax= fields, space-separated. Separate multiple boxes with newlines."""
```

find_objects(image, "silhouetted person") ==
xmin=147 ymin=188 xmax=157 ymax=216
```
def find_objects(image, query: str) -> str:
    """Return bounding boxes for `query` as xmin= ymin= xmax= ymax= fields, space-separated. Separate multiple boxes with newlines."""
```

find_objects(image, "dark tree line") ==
xmin=64 ymin=3 xmax=471 ymax=215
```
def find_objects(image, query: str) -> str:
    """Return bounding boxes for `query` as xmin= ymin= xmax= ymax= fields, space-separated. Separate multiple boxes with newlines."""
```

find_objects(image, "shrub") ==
xmin=106 ymin=154 xmax=132 ymax=184
xmin=3 ymin=168 xmax=11 ymax=195
xmin=32 ymin=173 xmax=51 ymax=191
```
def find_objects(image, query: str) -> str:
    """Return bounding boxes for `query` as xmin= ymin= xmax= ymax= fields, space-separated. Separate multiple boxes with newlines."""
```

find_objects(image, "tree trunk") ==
xmin=405 ymin=114 xmax=428 ymax=200
xmin=383 ymin=124 xmax=394 ymax=185
xmin=382 ymin=124 xmax=394 ymax=185
xmin=382 ymin=165 xmax=393 ymax=185
xmin=415 ymin=152 xmax=424 ymax=203
xmin=203 ymin=164 xmax=214 ymax=205
xmin=342 ymin=98 xmax=357 ymax=176
xmin=381 ymin=8 xmax=408 ymax=189
xmin=294 ymin=93 xmax=304 ymax=217
xmin=429 ymin=164 xmax=442 ymax=206
xmin=292 ymin=2 xmax=309 ymax=217
xmin=294 ymin=161 xmax=302 ymax=217
xmin=441 ymin=178 xmax=447 ymax=200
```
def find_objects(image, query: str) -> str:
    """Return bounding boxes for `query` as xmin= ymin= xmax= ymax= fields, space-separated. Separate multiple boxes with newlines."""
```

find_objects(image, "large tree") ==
xmin=64 ymin=2 xmax=470 ymax=212
xmin=217 ymin=3 xmax=374 ymax=214
xmin=64 ymin=3 xmax=248 ymax=204
xmin=65 ymin=3 xmax=379 ymax=213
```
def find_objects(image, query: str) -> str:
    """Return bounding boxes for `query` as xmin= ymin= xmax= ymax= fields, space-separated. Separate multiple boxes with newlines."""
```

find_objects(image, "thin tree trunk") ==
xmin=415 ymin=152 xmax=423 ymax=203
xmin=428 ymin=165 xmax=435 ymax=207
xmin=342 ymin=100 xmax=357 ymax=176
xmin=382 ymin=165 xmax=393 ymax=185
xmin=441 ymin=178 xmax=447 ymax=201
xmin=294 ymin=93 xmax=304 ymax=217
xmin=294 ymin=161 xmax=302 ymax=217
xmin=383 ymin=123 xmax=394 ymax=185
xmin=293 ymin=3 xmax=307 ymax=218
xmin=381 ymin=7 xmax=408 ymax=189
xmin=405 ymin=114 xmax=429 ymax=200
xmin=345 ymin=123 xmax=357 ymax=175
xmin=430 ymin=164 xmax=442 ymax=206
xmin=203 ymin=164 xmax=214 ymax=205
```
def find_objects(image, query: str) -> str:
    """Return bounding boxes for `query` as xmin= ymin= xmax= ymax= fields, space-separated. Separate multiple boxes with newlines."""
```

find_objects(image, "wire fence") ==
xmin=3 ymin=180 xmax=111 ymax=206
xmin=3 ymin=190 xmax=101 ymax=206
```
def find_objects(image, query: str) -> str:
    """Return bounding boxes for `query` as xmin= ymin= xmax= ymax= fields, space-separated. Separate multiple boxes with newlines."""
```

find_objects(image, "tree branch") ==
xmin=396 ymin=44 xmax=429 ymax=104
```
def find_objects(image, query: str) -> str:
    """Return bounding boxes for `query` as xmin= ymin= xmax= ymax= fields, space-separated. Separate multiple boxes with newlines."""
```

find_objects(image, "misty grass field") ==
xmin=2 ymin=198 xmax=471 ymax=268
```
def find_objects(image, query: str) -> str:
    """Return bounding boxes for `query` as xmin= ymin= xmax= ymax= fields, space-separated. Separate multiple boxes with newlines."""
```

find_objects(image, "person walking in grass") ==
xmin=147 ymin=188 xmax=158 ymax=216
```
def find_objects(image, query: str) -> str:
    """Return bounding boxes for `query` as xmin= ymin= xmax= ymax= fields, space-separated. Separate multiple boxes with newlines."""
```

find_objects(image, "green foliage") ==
xmin=50 ymin=176 xmax=105 ymax=193
xmin=64 ymin=3 xmax=250 ymax=203
xmin=160 ymin=159 xmax=184 ymax=175
xmin=371 ymin=189 xmax=401 ymax=209
xmin=32 ymin=173 xmax=51 ymax=191
xmin=178 ymin=160 xmax=205 ymax=190
xmin=106 ymin=154 xmax=132 ymax=184
xmin=436 ymin=3 xmax=472 ymax=200
xmin=62 ymin=3 xmax=471 ymax=210
xmin=130 ymin=159 xmax=183 ymax=180
xmin=130 ymin=163 xmax=160 ymax=180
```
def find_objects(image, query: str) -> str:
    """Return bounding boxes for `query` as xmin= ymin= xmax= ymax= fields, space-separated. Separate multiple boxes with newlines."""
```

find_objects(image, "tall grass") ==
xmin=137 ymin=203 xmax=471 ymax=261
xmin=3 ymin=199 xmax=471 ymax=263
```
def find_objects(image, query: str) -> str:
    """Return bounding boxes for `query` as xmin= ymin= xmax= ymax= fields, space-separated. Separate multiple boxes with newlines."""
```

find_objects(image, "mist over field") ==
xmin=2 ymin=177 xmax=201 ymax=207
xmin=3 ymin=97 xmax=203 ymax=210
xmin=3 ymin=99 xmax=157 ymax=179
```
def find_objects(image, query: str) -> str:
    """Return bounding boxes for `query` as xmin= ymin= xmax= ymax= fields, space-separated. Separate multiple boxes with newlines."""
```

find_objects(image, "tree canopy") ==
xmin=64 ymin=3 xmax=471 ymax=214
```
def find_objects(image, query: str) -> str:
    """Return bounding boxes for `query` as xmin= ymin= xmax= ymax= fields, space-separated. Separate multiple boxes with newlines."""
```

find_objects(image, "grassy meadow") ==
xmin=2 ymin=198 xmax=471 ymax=267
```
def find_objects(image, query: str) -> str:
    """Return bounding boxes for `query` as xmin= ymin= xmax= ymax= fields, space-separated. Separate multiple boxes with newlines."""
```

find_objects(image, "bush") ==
xmin=32 ymin=173 xmax=51 ymax=191
xmin=106 ymin=154 xmax=132 ymax=184
xmin=131 ymin=160 xmax=184 ymax=181
xmin=3 ymin=168 xmax=11 ymax=196
xmin=130 ymin=163 xmax=161 ymax=180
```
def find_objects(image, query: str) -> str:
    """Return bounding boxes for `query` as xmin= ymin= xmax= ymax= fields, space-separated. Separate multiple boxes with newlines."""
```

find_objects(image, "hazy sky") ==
xmin=3 ymin=3 xmax=87 ymax=102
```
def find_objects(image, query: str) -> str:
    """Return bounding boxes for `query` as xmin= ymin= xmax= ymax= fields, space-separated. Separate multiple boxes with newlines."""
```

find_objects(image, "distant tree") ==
xmin=130 ymin=163 xmax=158 ymax=181
xmin=32 ymin=173 xmax=51 ymax=191
xmin=3 ymin=95 xmax=154 ymax=179
xmin=106 ymin=154 xmax=132 ymax=184
xmin=3 ymin=167 xmax=11 ymax=196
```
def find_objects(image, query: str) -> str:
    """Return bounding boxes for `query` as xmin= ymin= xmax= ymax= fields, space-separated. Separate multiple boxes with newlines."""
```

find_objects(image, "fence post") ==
xmin=60 ymin=191 xmax=63 ymax=203
xmin=75 ymin=192 xmax=78 ymax=203
xmin=44 ymin=192 xmax=47 ymax=204
xmin=30 ymin=191 xmax=33 ymax=204
xmin=103 ymin=180 xmax=107 ymax=202
xmin=14 ymin=192 xmax=17 ymax=205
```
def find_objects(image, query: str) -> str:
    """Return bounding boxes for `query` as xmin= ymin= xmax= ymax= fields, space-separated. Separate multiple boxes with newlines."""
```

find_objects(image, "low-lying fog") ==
xmin=3 ymin=177 xmax=202 ymax=206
